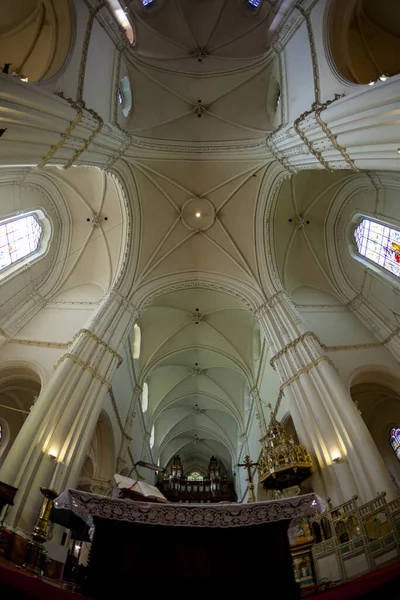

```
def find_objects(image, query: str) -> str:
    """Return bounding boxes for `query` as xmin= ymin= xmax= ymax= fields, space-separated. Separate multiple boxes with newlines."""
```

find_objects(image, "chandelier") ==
xmin=258 ymin=408 xmax=313 ymax=490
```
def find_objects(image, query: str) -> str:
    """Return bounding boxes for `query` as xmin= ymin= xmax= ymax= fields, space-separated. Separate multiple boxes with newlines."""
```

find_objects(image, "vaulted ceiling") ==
xmin=136 ymin=287 xmax=261 ymax=475
xmin=123 ymin=0 xmax=286 ymax=147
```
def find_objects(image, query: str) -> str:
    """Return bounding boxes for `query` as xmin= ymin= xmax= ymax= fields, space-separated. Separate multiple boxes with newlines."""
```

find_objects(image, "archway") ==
xmin=77 ymin=411 xmax=115 ymax=496
xmin=0 ymin=364 xmax=41 ymax=463
xmin=326 ymin=0 xmax=400 ymax=84
xmin=350 ymin=369 xmax=400 ymax=491
xmin=0 ymin=0 xmax=74 ymax=82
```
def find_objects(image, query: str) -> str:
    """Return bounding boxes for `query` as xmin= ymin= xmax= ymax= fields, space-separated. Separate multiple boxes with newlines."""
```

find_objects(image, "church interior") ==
xmin=0 ymin=0 xmax=400 ymax=597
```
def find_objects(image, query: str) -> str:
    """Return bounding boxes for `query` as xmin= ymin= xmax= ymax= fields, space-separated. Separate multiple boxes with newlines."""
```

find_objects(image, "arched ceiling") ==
xmin=273 ymin=170 xmax=400 ymax=329
xmin=327 ymin=0 xmax=400 ymax=84
xmin=43 ymin=167 xmax=126 ymax=303
xmin=0 ymin=167 xmax=126 ymax=329
xmin=122 ymin=0 xmax=289 ymax=146
xmin=0 ymin=0 xmax=74 ymax=82
xmin=128 ymin=158 xmax=276 ymax=306
xmin=273 ymin=170 xmax=354 ymax=298
xmin=128 ymin=0 xmax=288 ymax=72
xmin=136 ymin=287 xmax=261 ymax=475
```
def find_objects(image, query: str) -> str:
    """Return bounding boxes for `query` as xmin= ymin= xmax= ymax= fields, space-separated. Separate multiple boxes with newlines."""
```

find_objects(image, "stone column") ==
xmin=255 ymin=291 xmax=397 ymax=506
xmin=0 ymin=290 xmax=137 ymax=535
xmin=0 ymin=73 xmax=132 ymax=170
xmin=267 ymin=75 xmax=400 ymax=173
xmin=116 ymin=384 xmax=142 ymax=473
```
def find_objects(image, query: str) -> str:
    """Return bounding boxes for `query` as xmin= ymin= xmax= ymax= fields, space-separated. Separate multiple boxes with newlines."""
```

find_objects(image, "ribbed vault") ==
xmin=135 ymin=287 xmax=261 ymax=476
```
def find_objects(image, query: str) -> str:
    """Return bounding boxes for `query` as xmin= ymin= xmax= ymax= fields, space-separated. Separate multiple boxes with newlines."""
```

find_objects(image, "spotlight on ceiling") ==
xmin=368 ymin=80 xmax=375 ymax=86
xmin=379 ymin=74 xmax=388 ymax=82
xmin=195 ymin=212 xmax=201 ymax=218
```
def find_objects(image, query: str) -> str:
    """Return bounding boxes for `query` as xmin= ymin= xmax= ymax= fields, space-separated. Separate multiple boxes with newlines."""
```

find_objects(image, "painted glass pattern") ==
xmin=248 ymin=0 xmax=261 ymax=6
xmin=142 ymin=0 xmax=154 ymax=5
xmin=354 ymin=218 xmax=400 ymax=278
xmin=0 ymin=215 xmax=42 ymax=272
xmin=390 ymin=428 xmax=400 ymax=460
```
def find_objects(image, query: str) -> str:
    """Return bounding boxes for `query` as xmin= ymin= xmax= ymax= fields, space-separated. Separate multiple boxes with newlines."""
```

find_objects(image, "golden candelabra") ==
xmin=22 ymin=486 xmax=58 ymax=575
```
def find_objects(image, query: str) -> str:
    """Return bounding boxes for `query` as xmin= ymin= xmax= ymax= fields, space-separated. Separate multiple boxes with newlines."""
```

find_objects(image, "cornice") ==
xmin=123 ymin=137 xmax=268 ymax=162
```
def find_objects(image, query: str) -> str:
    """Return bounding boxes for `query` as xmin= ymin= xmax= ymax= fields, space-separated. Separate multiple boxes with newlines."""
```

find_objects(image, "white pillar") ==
xmin=0 ymin=291 xmax=137 ymax=534
xmin=0 ymin=73 xmax=131 ymax=169
xmin=267 ymin=76 xmax=400 ymax=173
xmin=255 ymin=291 xmax=397 ymax=505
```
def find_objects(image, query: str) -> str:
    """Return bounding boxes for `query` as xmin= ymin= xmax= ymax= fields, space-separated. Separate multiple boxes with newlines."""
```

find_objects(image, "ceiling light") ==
xmin=368 ymin=80 xmax=375 ymax=86
xmin=379 ymin=74 xmax=388 ymax=82
xmin=397 ymin=148 xmax=400 ymax=154
xmin=195 ymin=212 xmax=201 ymax=218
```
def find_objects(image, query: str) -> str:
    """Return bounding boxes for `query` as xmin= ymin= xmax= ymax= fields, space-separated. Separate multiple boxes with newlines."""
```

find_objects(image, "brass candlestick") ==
xmin=22 ymin=486 xmax=58 ymax=575
xmin=238 ymin=455 xmax=258 ymax=503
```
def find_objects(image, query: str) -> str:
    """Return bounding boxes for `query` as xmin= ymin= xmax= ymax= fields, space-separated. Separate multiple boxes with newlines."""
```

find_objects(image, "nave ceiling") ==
xmin=134 ymin=287 xmax=262 ymax=475
xmin=122 ymin=0 xmax=286 ymax=146
xmin=273 ymin=170 xmax=400 ymax=331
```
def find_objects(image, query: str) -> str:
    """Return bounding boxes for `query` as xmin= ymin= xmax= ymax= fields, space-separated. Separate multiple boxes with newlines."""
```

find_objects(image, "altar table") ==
xmin=54 ymin=490 xmax=324 ymax=599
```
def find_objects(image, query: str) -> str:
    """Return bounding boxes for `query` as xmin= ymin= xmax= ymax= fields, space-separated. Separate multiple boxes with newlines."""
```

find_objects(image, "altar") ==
xmin=54 ymin=490 xmax=324 ymax=599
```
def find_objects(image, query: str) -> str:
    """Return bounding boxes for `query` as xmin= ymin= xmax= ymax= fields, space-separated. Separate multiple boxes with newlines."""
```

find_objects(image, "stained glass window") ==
xmin=187 ymin=472 xmax=203 ymax=481
xmin=248 ymin=0 xmax=261 ymax=7
xmin=0 ymin=214 xmax=42 ymax=272
xmin=390 ymin=428 xmax=400 ymax=460
xmin=354 ymin=218 xmax=400 ymax=278
xmin=142 ymin=0 xmax=154 ymax=5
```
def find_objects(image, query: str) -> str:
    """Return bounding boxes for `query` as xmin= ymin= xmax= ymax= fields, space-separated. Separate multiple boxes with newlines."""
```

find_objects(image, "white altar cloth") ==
xmin=54 ymin=489 xmax=325 ymax=529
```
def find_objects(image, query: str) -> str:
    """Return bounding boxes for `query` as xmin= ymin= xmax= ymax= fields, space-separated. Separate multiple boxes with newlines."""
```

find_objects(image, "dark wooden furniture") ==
xmin=0 ymin=481 xmax=18 ymax=513
xmin=53 ymin=490 xmax=324 ymax=600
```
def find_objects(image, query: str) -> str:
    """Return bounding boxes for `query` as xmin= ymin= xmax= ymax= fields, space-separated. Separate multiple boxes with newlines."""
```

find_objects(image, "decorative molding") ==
xmin=315 ymin=104 xmax=360 ymax=172
xmin=74 ymin=328 xmax=123 ymax=366
xmin=294 ymin=105 xmax=332 ymax=171
xmin=6 ymin=338 xmax=69 ymax=349
xmin=270 ymin=331 xmax=321 ymax=367
xmin=37 ymin=107 xmax=83 ymax=169
xmin=103 ymin=125 xmax=133 ymax=171
xmin=127 ymin=137 xmax=266 ymax=155
xmin=139 ymin=279 xmax=255 ymax=311
xmin=265 ymin=135 xmax=295 ymax=173
xmin=280 ymin=355 xmax=336 ymax=391
xmin=53 ymin=353 xmax=112 ymax=388
xmin=322 ymin=327 xmax=400 ymax=352
xmin=55 ymin=489 xmax=324 ymax=529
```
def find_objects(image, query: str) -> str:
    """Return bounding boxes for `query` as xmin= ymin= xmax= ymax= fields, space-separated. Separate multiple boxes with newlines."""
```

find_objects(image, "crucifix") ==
xmin=238 ymin=455 xmax=258 ymax=503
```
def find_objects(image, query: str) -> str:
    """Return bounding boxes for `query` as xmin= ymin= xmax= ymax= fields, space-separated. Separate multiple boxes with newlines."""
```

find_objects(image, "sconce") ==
xmin=48 ymin=450 xmax=57 ymax=461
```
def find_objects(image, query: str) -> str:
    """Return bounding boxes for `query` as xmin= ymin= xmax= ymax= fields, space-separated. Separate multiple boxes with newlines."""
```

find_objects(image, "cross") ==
xmin=238 ymin=455 xmax=258 ymax=503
